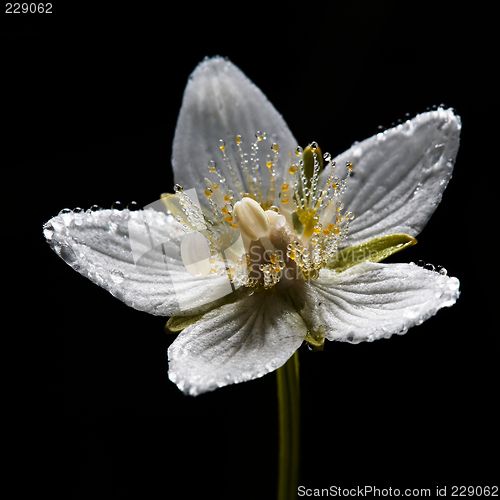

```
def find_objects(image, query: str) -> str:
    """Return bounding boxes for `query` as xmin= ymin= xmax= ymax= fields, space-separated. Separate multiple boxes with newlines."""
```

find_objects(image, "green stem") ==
xmin=277 ymin=350 xmax=300 ymax=500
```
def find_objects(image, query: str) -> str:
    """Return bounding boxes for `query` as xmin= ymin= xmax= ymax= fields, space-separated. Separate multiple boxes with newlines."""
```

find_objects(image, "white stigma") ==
xmin=233 ymin=197 xmax=269 ymax=241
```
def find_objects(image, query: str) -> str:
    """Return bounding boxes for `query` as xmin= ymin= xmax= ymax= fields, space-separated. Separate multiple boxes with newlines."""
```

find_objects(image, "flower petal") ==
xmin=43 ymin=208 xmax=233 ymax=316
xmin=172 ymin=56 xmax=297 ymax=200
xmin=325 ymin=108 xmax=461 ymax=245
xmin=293 ymin=262 xmax=459 ymax=343
xmin=168 ymin=291 xmax=307 ymax=395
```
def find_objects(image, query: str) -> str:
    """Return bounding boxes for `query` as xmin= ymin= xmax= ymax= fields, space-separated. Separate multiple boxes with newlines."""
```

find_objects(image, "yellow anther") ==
xmin=347 ymin=161 xmax=353 ymax=170
xmin=236 ymin=134 xmax=243 ymax=144
xmin=224 ymin=194 xmax=232 ymax=202
xmin=289 ymin=164 xmax=298 ymax=174
xmin=271 ymin=142 xmax=279 ymax=153
xmin=281 ymin=182 xmax=289 ymax=191
xmin=205 ymin=188 xmax=212 ymax=198
xmin=266 ymin=160 xmax=273 ymax=169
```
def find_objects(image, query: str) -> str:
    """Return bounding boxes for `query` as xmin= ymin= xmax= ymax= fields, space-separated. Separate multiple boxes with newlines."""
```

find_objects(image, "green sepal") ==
xmin=304 ymin=327 xmax=325 ymax=351
xmin=165 ymin=290 xmax=242 ymax=334
xmin=165 ymin=313 xmax=206 ymax=333
xmin=327 ymin=233 xmax=417 ymax=273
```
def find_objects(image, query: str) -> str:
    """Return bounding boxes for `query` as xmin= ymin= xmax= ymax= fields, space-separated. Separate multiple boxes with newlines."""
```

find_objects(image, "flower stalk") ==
xmin=277 ymin=350 xmax=300 ymax=500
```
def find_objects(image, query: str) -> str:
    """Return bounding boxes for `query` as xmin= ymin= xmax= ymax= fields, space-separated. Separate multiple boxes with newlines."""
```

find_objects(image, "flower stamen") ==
xmin=173 ymin=133 xmax=354 ymax=289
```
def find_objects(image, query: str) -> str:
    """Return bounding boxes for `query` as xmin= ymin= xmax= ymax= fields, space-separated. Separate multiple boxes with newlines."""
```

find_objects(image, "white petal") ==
xmin=293 ymin=262 xmax=459 ymax=343
xmin=168 ymin=291 xmax=306 ymax=395
xmin=172 ymin=56 xmax=297 ymax=201
xmin=325 ymin=108 xmax=461 ymax=245
xmin=43 ymin=208 xmax=233 ymax=316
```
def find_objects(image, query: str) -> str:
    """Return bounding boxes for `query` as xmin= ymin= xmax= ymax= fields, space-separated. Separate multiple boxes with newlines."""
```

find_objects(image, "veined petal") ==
xmin=172 ymin=56 xmax=297 ymax=201
xmin=324 ymin=108 xmax=461 ymax=245
xmin=43 ymin=208 xmax=233 ymax=316
xmin=292 ymin=262 xmax=459 ymax=344
xmin=168 ymin=291 xmax=307 ymax=395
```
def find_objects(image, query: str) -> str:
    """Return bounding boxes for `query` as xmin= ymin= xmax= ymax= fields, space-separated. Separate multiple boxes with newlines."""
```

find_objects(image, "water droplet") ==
xmin=207 ymin=160 xmax=216 ymax=172
xmin=43 ymin=223 xmax=54 ymax=240
xmin=436 ymin=265 xmax=447 ymax=276
xmin=112 ymin=200 xmax=123 ymax=209
xmin=417 ymin=260 xmax=425 ymax=267
xmin=424 ymin=263 xmax=435 ymax=272
xmin=59 ymin=208 xmax=72 ymax=215
xmin=59 ymin=244 xmax=77 ymax=264
xmin=110 ymin=269 xmax=125 ymax=284
xmin=173 ymin=184 xmax=183 ymax=194
xmin=127 ymin=201 xmax=139 ymax=211
xmin=89 ymin=204 xmax=101 ymax=212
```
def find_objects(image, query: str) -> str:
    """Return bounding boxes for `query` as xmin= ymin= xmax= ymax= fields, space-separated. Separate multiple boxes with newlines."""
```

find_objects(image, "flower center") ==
xmin=170 ymin=132 xmax=354 ymax=290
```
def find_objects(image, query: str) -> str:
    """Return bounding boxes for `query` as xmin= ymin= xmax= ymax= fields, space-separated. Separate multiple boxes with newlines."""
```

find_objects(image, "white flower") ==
xmin=43 ymin=56 xmax=461 ymax=396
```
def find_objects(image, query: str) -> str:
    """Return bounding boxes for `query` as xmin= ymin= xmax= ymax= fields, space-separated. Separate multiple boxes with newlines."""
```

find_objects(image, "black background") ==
xmin=3 ymin=2 xmax=496 ymax=499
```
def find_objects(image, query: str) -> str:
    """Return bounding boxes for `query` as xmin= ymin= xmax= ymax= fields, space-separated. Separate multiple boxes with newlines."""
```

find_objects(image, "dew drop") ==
xmin=43 ymin=223 xmax=54 ymax=240
xmin=89 ymin=204 xmax=101 ymax=212
xmin=424 ymin=263 xmax=435 ymax=272
xmin=110 ymin=268 xmax=125 ymax=284
xmin=436 ymin=265 xmax=447 ymax=276
xmin=59 ymin=244 xmax=77 ymax=264
xmin=112 ymin=200 xmax=123 ymax=210
xmin=127 ymin=201 xmax=139 ymax=211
